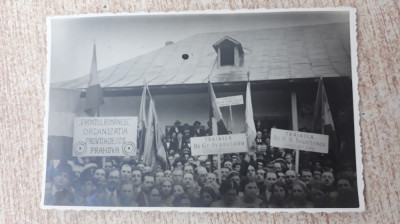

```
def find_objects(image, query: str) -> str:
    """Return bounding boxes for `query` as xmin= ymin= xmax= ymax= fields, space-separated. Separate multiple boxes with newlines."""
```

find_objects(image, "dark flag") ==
xmin=137 ymin=84 xmax=147 ymax=155
xmin=312 ymin=78 xmax=335 ymax=133
xmin=85 ymin=44 xmax=104 ymax=116
xmin=208 ymin=81 xmax=229 ymax=135
xmin=312 ymin=78 xmax=338 ymax=157
xmin=143 ymin=97 xmax=168 ymax=170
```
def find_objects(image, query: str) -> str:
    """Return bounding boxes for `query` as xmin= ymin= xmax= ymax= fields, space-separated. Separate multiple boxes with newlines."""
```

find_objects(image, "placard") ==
xmin=191 ymin=133 xmax=248 ymax=156
xmin=270 ymin=128 xmax=329 ymax=153
xmin=216 ymin=95 xmax=244 ymax=107
xmin=73 ymin=117 xmax=137 ymax=156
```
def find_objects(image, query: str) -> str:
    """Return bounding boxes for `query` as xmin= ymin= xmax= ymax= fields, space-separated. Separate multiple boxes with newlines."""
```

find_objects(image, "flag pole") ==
xmin=207 ymin=77 xmax=214 ymax=173
xmin=146 ymin=84 xmax=153 ymax=101
xmin=291 ymin=91 xmax=299 ymax=173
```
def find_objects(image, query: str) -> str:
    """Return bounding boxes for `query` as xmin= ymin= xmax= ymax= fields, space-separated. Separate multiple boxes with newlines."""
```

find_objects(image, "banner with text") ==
xmin=216 ymin=95 xmax=244 ymax=107
xmin=270 ymin=128 xmax=329 ymax=153
xmin=191 ymin=133 xmax=248 ymax=156
xmin=73 ymin=117 xmax=137 ymax=157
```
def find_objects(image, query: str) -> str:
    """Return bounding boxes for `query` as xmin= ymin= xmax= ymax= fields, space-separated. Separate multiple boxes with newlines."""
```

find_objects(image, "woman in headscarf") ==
xmin=148 ymin=186 xmax=163 ymax=207
xmin=290 ymin=180 xmax=313 ymax=208
xmin=238 ymin=178 xmax=263 ymax=208
xmin=197 ymin=186 xmax=218 ymax=207
xmin=172 ymin=183 xmax=185 ymax=197
xmin=160 ymin=179 xmax=174 ymax=206
xmin=211 ymin=180 xmax=241 ymax=208
xmin=267 ymin=181 xmax=290 ymax=208
xmin=172 ymin=193 xmax=192 ymax=207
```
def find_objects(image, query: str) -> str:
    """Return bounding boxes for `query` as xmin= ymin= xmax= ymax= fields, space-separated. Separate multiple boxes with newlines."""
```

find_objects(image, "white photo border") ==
xmin=41 ymin=7 xmax=364 ymax=213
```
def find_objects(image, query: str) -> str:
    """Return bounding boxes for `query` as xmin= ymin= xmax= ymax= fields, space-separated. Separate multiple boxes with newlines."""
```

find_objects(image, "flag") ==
xmin=143 ymin=98 xmax=168 ymax=170
xmin=85 ymin=44 xmax=104 ymax=116
xmin=245 ymin=81 xmax=257 ymax=147
xmin=312 ymin=78 xmax=338 ymax=157
xmin=312 ymin=78 xmax=335 ymax=134
xmin=137 ymin=85 xmax=147 ymax=155
xmin=47 ymin=88 xmax=82 ymax=160
xmin=208 ymin=81 xmax=229 ymax=135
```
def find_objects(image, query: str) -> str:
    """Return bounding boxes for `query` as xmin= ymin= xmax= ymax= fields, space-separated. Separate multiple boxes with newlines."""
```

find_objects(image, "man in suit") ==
xmin=191 ymin=121 xmax=205 ymax=137
xmin=183 ymin=137 xmax=191 ymax=149
xmin=255 ymin=131 xmax=264 ymax=145
xmin=119 ymin=181 xmax=139 ymax=207
xmin=205 ymin=120 xmax=212 ymax=136
xmin=163 ymin=135 xmax=173 ymax=152
xmin=131 ymin=168 xmax=148 ymax=206
xmin=105 ymin=169 xmax=120 ymax=206
xmin=183 ymin=128 xmax=191 ymax=140
xmin=45 ymin=163 xmax=75 ymax=206
xmin=171 ymin=132 xmax=185 ymax=152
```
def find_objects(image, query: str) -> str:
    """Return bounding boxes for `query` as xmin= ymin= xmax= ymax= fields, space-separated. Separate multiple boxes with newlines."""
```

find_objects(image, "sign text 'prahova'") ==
xmin=73 ymin=117 xmax=137 ymax=157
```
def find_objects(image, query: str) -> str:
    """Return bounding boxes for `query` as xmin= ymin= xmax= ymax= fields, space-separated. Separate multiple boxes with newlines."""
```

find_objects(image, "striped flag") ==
xmin=85 ymin=44 xmax=104 ymax=116
xmin=137 ymin=85 xmax=147 ymax=155
xmin=245 ymin=81 xmax=257 ymax=147
xmin=208 ymin=81 xmax=229 ymax=135
xmin=143 ymin=97 xmax=168 ymax=170
xmin=47 ymin=88 xmax=81 ymax=160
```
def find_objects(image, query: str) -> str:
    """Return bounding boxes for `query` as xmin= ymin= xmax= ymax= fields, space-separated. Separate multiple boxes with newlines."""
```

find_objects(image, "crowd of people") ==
xmin=44 ymin=120 xmax=359 ymax=208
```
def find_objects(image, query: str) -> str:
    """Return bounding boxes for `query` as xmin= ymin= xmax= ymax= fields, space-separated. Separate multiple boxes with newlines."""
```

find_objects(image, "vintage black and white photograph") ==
xmin=43 ymin=9 xmax=363 ymax=211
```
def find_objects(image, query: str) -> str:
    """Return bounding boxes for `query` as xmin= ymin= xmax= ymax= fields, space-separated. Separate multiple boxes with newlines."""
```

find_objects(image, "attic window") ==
xmin=220 ymin=46 xmax=235 ymax=66
xmin=213 ymin=36 xmax=244 ymax=67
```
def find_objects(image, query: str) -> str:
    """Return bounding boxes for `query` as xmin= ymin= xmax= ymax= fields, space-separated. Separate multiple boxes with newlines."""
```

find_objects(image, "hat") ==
xmin=72 ymin=165 xmax=83 ymax=173
xmin=183 ymin=148 xmax=190 ymax=154
xmin=219 ymin=179 xmax=239 ymax=194
xmin=174 ymin=120 xmax=181 ymax=125
xmin=193 ymin=121 xmax=201 ymax=125
xmin=198 ymin=156 xmax=207 ymax=162
xmin=53 ymin=163 xmax=73 ymax=180
xmin=227 ymin=171 xmax=240 ymax=179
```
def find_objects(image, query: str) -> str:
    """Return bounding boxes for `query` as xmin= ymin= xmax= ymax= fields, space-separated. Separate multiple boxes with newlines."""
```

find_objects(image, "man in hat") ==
xmin=46 ymin=163 xmax=75 ymax=205
xmin=192 ymin=121 xmax=205 ymax=137
xmin=169 ymin=120 xmax=183 ymax=136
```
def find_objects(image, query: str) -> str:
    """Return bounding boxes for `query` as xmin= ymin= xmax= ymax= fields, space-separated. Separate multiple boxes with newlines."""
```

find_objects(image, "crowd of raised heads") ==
xmin=45 ymin=120 xmax=359 ymax=208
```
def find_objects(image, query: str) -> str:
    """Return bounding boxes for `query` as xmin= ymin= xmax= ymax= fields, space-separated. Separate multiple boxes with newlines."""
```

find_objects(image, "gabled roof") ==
xmin=52 ymin=23 xmax=351 ymax=89
xmin=212 ymin=36 xmax=244 ymax=55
